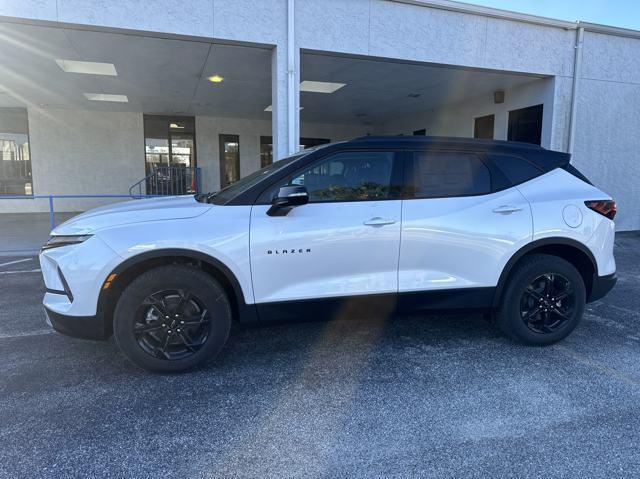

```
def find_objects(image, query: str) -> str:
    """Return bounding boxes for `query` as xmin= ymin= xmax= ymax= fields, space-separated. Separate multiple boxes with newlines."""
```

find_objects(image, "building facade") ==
xmin=0 ymin=0 xmax=638 ymax=230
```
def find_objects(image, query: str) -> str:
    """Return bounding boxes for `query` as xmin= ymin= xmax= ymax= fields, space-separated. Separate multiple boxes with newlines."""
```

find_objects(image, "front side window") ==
xmin=275 ymin=151 xmax=398 ymax=203
xmin=407 ymin=151 xmax=491 ymax=199
xmin=0 ymin=108 xmax=32 ymax=196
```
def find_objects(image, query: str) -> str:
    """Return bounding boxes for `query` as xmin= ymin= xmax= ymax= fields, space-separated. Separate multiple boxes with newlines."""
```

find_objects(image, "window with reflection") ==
xmin=280 ymin=151 xmax=398 ymax=203
xmin=0 ymin=108 xmax=32 ymax=196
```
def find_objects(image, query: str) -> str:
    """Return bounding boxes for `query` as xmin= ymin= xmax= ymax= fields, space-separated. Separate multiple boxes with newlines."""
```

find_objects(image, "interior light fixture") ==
xmin=83 ymin=93 xmax=128 ymax=103
xmin=169 ymin=123 xmax=185 ymax=129
xmin=55 ymin=59 xmax=117 ymax=76
xmin=300 ymin=81 xmax=346 ymax=93
xmin=207 ymin=75 xmax=224 ymax=83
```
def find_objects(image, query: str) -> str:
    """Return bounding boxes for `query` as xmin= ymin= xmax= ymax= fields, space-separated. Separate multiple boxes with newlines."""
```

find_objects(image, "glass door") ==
xmin=144 ymin=116 xmax=197 ymax=195
xmin=219 ymin=134 xmax=240 ymax=188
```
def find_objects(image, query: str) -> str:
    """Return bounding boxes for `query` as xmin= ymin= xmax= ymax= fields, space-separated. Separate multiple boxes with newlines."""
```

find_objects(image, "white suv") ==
xmin=40 ymin=136 xmax=617 ymax=372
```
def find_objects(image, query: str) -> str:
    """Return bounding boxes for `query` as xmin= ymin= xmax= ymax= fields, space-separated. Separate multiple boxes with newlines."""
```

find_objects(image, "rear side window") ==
xmin=489 ymin=154 xmax=543 ymax=186
xmin=406 ymin=151 xmax=491 ymax=198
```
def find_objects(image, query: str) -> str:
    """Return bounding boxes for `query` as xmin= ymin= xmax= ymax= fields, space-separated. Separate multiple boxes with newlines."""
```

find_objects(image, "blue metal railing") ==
xmin=0 ymin=194 xmax=166 ymax=230
xmin=1 ymin=166 xmax=203 ymax=230
xmin=130 ymin=166 xmax=202 ymax=197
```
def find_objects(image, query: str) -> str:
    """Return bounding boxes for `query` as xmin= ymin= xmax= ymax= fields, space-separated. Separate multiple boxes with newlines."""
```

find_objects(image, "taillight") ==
xmin=585 ymin=200 xmax=616 ymax=220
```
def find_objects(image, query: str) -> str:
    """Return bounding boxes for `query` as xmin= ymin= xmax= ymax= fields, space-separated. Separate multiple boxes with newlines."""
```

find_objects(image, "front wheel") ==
xmin=113 ymin=265 xmax=232 ymax=372
xmin=496 ymin=254 xmax=586 ymax=345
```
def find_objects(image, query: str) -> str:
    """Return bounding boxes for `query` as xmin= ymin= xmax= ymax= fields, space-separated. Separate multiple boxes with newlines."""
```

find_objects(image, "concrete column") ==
xmin=271 ymin=0 xmax=299 ymax=161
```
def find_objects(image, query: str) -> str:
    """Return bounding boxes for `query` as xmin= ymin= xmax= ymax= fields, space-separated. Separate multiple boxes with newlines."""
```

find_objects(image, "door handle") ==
xmin=363 ymin=217 xmax=396 ymax=227
xmin=492 ymin=205 xmax=523 ymax=215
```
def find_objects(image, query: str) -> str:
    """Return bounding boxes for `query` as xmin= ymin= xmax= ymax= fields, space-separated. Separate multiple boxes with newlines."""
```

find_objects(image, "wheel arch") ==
xmin=97 ymin=249 xmax=257 ymax=335
xmin=493 ymin=238 xmax=597 ymax=308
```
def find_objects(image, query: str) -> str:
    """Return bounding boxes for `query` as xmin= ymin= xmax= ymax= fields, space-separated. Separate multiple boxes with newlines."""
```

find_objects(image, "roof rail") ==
xmin=350 ymin=135 xmax=544 ymax=149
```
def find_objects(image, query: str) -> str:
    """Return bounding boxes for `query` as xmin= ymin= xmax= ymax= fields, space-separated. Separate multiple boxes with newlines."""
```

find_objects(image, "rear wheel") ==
xmin=113 ymin=264 xmax=232 ymax=372
xmin=496 ymin=254 xmax=586 ymax=345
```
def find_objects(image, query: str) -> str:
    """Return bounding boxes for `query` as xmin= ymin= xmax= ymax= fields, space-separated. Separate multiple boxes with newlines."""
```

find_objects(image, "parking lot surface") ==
xmin=1 ymin=233 xmax=639 ymax=478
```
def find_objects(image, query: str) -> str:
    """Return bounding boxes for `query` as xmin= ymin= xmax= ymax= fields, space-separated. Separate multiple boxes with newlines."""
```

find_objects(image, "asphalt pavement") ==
xmin=1 ymin=233 xmax=639 ymax=478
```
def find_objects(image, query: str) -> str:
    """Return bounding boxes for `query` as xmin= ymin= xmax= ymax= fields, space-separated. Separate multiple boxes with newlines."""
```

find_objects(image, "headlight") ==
xmin=41 ymin=234 xmax=93 ymax=251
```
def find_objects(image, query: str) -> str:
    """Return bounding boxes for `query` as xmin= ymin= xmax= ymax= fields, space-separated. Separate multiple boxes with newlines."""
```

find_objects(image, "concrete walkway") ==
xmin=0 ymin=213 xmax=78 ymax=256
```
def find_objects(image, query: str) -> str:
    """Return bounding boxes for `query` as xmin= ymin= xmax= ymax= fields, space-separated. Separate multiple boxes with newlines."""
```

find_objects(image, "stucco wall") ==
xmin=0 ymin=108 xmax=145 ymax=213
xmin=0 ymin=0 xmax=575 ymax=78
xmin=571 ymin=32 xmax=640 ymax=231
xmin=382 ymin=77 xmax=556 ymax=147
xmin=296 ymin=0 xmax=575 ymax=77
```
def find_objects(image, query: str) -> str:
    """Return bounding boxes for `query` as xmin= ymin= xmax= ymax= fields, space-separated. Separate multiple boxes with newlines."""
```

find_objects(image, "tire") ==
xmin=113 ymin=264 xmax=232 ymax=373
xmin=496 ymin=254 xmax=586 ymax=345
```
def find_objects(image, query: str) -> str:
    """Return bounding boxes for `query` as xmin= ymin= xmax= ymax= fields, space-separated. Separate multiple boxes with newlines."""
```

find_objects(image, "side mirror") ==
xmin=267 ymin=185 xmax=309 ymax=217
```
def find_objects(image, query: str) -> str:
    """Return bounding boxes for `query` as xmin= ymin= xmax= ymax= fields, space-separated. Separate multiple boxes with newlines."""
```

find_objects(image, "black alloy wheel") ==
xmin=134 ymin=290 xmax=212 ymax=361
xmin=113 ymin=264 xmax=232 ymax=372
xmin=495 ymin=254 xmax=586 ymax=345
xmin=519 ymin=273 xmax=576 ymax=334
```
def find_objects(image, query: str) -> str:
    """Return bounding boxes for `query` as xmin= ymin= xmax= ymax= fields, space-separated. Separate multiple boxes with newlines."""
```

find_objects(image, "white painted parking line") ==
xmin=0 ymin=258 xmax=32 ymax=268
xmin=0 ymin=329 xmax=54 ymax=339
xmin=0 ymin=269 xmax=41 ymax=275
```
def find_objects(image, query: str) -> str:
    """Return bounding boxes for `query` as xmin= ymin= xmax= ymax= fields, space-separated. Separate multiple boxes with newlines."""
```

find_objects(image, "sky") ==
xmin=463 ymin=0 xmax=640 ymax=30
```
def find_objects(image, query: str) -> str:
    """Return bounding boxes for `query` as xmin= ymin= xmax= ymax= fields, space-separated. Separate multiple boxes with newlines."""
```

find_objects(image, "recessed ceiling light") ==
xmin=207 ymin=75 xmax=224 ymax=83
xmin=55 ymin=59 xmax=117 ymax=76
xmin=264 ymin=105 xmax=304 ymax=112
xmin=300 ymin=81 xmax=346 ymax=94
xmin=84 ymin=93 xmax=128 ymax=103
xmin=169 ymin=123 xmax=185 ymax=129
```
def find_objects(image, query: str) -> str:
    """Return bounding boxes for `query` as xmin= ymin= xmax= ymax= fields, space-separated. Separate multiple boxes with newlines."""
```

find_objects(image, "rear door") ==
xmin=249 ymin=150 xmax=403 ymax=321
xmin=398 ymin=150 xmax=532 ymax=312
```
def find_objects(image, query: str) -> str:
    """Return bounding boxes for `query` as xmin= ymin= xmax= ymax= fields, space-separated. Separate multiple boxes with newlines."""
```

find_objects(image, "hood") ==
xmin=53 ymin=195 xmax=212 ymax=235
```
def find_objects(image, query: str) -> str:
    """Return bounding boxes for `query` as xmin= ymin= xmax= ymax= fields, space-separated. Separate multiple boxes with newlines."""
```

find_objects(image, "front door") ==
xmin=250 ymin=150 xmax=403 ymax=322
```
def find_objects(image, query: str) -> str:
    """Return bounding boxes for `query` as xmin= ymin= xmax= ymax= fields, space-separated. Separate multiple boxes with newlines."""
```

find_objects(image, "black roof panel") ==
xmin=343 ymin=135 xmax=569 ymax=171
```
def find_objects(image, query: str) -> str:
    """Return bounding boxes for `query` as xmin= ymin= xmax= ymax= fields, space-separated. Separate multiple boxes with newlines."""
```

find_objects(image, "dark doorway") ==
xmin=508 ymin=104 xmax=543 ymax=145
xmin=219 ymin=134 xmax=240 ymax=188
xmin=474 ymin=114 xmax=494 ymax=140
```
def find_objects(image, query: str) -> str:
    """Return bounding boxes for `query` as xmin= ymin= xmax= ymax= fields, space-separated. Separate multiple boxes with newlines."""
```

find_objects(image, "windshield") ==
xmin=207 ymin=152 xmax=306 ymax=204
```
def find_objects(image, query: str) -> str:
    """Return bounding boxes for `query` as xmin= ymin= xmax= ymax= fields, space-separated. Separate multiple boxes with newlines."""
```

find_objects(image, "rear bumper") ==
xmin=588 ymin=273 xmax=617 ymax=303
xmin=44 ymin=307 xmax=111 ymax=341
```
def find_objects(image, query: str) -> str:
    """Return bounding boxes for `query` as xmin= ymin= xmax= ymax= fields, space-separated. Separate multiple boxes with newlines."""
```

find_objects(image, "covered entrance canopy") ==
xmin=299 ymin=51 xmax=554 ymax=147
xmin=0 ymin=19 xmax=555 ymax=212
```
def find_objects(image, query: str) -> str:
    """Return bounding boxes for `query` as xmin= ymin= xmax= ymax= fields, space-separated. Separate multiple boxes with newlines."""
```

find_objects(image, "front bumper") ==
xmin=588 ymin=273 xmax=617 ymax=303
xmin=44 ymin=306 xmax=110 ymax=341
